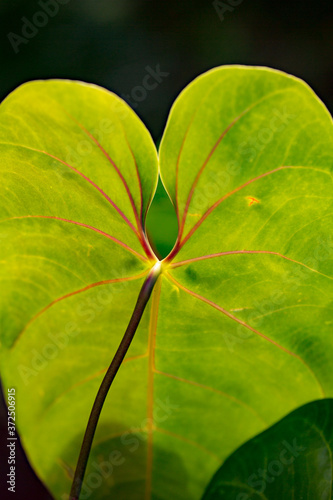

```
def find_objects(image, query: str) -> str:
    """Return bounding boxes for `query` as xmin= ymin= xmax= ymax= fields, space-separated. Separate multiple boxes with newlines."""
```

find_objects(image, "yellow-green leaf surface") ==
xmin=1 ymin=66 xmax=332 ymax=500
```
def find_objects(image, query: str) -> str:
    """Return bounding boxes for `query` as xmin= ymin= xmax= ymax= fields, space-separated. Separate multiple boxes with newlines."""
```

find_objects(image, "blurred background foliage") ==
xmin=0 ymin=0 xmax=332 ymax=497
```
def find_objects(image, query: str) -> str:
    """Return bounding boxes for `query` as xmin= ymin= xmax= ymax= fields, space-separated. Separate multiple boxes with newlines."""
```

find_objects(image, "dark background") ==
xmin=0 ymin=0 xmax=332 ymax=498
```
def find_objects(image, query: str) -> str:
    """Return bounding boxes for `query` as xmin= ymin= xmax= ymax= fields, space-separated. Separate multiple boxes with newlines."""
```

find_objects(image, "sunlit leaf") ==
xmin=0 ymin=66 xmax=332 ymax=500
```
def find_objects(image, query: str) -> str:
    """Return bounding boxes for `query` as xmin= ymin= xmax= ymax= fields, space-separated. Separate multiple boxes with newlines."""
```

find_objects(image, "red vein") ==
xmin=155 ymin=427 xmax=221 ymax=461
xmin=45 ymin=149 xmax=140 ymax=234
xmin=178 ymin=166 xmax=292 ymax=253
xmin=124 ymin=137 xmax=155 ymax=259
xmin=170 ymin=250 xmax=331 ymax=278
xmin=92 ymin=428 xmax=146 ymax=449
xmin=65 ymin=115 xmax=156 ymax=260
xmin=154 ymin=369 xmax=266 ymax=424
xmin=43 ymin=353 xmax=149 ymax=415
xmin=12 ymin=269 xmax=149 ymax=349
xmin=167 ymin=155 xmax=289 ymax=265
xmin=2 ymin=143 xmax=139 ymax=238
xmin=175 ymin=87 xmax=300 ymax=245
xmin=145 ymin=276 xmax=162 ymax=500
xmin=58 ymin=458 xmax=74 ymax=480
xmin=175 ymin=116 xmax=195 ymax=225
xmin=68 ymin=116 xmax=142 ymax=232
xmin=3 ymin=215 xmax=147 ymax=262
xmin=166 ymin=271 xmax=295 ymax=356
xmin=165 ymin=272 xmax=324 ymax=396
xmin=179 ymin=104 xmax=263 ymax=241
xmin=123 ymin=136 xmax=144 ymax=223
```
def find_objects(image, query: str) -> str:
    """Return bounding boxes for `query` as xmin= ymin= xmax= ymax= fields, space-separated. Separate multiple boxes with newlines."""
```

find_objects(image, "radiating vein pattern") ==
xmin=0 ymin=67 xmax=332 ymax=500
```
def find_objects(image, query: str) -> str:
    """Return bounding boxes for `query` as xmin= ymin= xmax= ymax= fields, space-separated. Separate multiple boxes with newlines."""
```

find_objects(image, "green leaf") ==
xmin=145 ymin=179 xmax=179 ymax=259
xmin=0 ymin=80 xmax=158 ymax=497
xmin=0 ymin=79 xmax=158 ymax=347
xmin=0 ymin=66 xmax=332 ymax=500
xmin=157 ymin=65 xmax=333 ymax=497
xmin=202 ymin=398 xmax=333 ymax=499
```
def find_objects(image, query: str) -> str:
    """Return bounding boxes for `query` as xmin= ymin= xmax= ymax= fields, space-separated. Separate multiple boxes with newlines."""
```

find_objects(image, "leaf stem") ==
xmin=69 ymin=261 xmax=162 ymax=500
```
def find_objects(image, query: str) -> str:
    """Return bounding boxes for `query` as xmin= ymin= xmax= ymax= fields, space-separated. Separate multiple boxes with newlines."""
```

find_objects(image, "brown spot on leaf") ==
xmin=246 ymin=196 xmax=260 ymax=206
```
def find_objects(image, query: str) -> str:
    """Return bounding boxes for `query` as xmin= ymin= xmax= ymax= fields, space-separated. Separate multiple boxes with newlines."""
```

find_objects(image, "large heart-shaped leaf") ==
xmin=202 ymin=398 xmax=333 ymax=499
xmin=0 ymin=80 xmax=158 ymax=498
xmin=0 ymin=66 xmax=332 ymax=500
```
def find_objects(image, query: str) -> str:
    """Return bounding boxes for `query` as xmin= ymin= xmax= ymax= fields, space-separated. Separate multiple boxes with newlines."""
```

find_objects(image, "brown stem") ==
xmin=69 ymin=262 xmax=162 ymax=500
